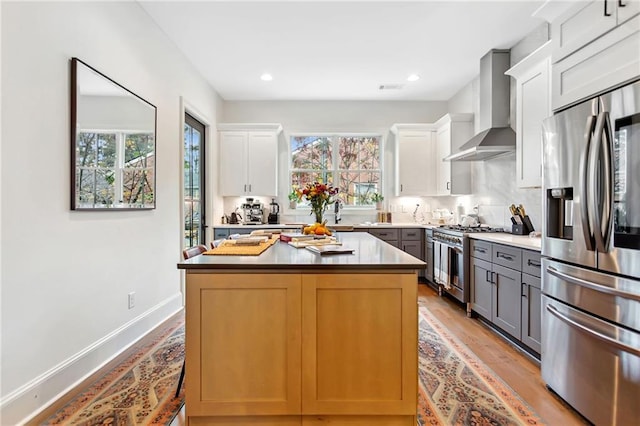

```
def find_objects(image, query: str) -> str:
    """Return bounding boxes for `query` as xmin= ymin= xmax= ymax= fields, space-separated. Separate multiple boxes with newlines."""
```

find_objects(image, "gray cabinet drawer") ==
xmin=213 ymin=228 xmax=230 ymax=239
xmin=492 ymin=244 xmax=522 ymax=270
xmin=470 ymin=240 xmax=492 ymax=261
xmin=401 ymin=228 xmax=422 ymax=241
xmin=368 ymin=228 xmax=400 ymax=241
xmin=522 ymin=250 xmax=542 ymax=278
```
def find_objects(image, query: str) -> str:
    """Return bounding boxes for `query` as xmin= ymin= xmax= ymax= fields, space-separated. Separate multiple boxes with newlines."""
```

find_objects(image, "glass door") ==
xmin=184 ymin=113 xmax=206 ymax=248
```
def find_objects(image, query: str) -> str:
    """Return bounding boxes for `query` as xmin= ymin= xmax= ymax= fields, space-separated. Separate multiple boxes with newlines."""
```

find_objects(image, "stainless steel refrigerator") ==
xmin=542 ymin=79 xmax=640 ymax=425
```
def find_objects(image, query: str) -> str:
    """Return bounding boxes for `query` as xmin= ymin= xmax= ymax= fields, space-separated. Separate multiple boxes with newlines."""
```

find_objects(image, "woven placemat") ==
xmin=204 ymin=236 xmax=278 ymax=256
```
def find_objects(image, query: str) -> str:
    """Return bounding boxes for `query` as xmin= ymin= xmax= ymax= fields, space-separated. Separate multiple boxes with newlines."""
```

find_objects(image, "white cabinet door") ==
xmin=247 ymin=132 xmax=278 ymax=196
xmin=552 ymin=0 xmax=617 ymax=62
xmin=507 ymin=42 xmax=551 ymax=189
xmin=433 ymin=114 xmax=473 ymax=196
xmin=219 ymin=131 xmax=248 ymax=196
xmin=397 ymin=130 xmax=435 ymax=196
xmin=435 ymin=126 xmax=452 ymax=195
xmin=552 ymin=14 xmax=640 ymax=110
xmin=617 ymin=0 xmax=640 ymax=24
xmin=218 ymin=124 xmax=282 ymax=197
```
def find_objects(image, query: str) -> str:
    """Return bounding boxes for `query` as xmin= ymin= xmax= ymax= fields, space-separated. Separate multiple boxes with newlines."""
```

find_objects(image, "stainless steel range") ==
xmin=432 ymin=225 xmax=504 ymax=315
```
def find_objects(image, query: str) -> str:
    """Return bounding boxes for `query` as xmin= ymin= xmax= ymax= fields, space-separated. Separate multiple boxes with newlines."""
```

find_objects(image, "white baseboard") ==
xmin=0 ymin=293 xmax=183 ymax=425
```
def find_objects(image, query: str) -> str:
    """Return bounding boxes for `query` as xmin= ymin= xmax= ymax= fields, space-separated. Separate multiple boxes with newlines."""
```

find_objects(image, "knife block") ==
xmin=512 ymin=216 xmax=535 ymax=235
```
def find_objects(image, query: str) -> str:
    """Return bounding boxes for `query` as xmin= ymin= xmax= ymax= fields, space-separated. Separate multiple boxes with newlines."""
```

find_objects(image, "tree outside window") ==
xmin=290 ymin=134 xmax=381 ymax=207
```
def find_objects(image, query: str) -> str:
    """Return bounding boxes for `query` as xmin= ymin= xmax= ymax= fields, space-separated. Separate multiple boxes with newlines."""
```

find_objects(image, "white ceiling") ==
xmin=139 ymin=0 xmax=546 ymax=101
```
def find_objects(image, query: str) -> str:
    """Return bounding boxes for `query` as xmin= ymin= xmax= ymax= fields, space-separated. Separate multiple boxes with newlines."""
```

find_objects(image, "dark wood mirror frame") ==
xmin=71 ymin=57 xmax=157 ymax=210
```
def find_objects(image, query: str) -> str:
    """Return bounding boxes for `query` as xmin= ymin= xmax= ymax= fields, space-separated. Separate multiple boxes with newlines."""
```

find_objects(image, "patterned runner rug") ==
xmin=41 ymin=315 xmax=185 ymax=425
xmin=418 ymin=305 xmax=545 ymax=425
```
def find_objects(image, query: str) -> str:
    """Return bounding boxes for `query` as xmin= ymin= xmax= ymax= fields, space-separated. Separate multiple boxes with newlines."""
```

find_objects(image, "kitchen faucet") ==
xmin=334 ymin=199 xmax=342 ymax=224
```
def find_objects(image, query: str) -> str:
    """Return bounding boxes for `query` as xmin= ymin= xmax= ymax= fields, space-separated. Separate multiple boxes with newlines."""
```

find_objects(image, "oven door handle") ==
xmin=547 ymin=266 xmax=640 ymax=301
xmin=546 ymin=304 xmax=640 ymax=356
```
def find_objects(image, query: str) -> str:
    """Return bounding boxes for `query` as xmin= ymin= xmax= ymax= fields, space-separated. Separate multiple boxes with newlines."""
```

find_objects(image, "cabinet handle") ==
xmin=604 ymin=0 xmax=612 ymax=16
xmin=497 ymin=252 xmax=514 ymax=261
xmin=527 ymin=259 xmax=541 ymax=268
xmin=619 ymin=0 xmax=625 ymax=7
xmin=244 ymin=184 xmax=247 ymax=192
xmin=492 ymin=272 xmax=497 ymax=285
xmin=521 ymin=283 xmax=528 ymax=298
xmin=401 ymin=184 xmax=403 ymax=192
xmin=248 ymin=184 xmax=252 ymax=192
xmin=485 ymin=270 xmax=492 ymax=283
xmin=474 ymin=246 xmax=487 ymax=254
xmin=446 ymin=182 xmax=451 ymax=190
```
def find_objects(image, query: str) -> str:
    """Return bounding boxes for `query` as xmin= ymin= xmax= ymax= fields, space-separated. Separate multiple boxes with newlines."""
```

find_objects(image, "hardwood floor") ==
xmin=416 ymin=283 xmax=589 ymax=425
xmin=171 ymin=283 xmax=588 ymax=426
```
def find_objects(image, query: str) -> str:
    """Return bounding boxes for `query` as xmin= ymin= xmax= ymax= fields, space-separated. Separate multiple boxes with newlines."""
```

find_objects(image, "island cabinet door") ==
xmin=301 ymin=273 xmax=417 ymax=419
xmin=185 ymin=273 xmax=302 ymax=417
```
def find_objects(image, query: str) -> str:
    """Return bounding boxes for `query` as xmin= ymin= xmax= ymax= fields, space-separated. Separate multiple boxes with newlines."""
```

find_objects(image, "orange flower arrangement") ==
xmin=295 ymin=181 xmax=339 ymax=224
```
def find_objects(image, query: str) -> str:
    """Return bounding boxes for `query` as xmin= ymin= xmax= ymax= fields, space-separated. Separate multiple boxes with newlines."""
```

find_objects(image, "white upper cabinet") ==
xmin=506 ymin=41 xmax=552 ymax=188
xmin=218 ymin=123 xmax=282 ymax=197
xmin=545 ymin=0 xmax=640 ymax=110
xmin=391 ymin=124 xmax=436 ymax=196
xmin=434 ymin=114 xmax=473 ymax=196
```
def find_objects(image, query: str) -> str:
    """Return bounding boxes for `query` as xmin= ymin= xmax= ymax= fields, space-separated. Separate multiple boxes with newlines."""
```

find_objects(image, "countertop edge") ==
xmin=468 ymin=233 xmax=542 ymax=251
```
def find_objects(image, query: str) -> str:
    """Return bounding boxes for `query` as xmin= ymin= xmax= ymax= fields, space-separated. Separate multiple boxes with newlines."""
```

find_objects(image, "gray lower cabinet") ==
xmin=520 ymin=250 xmax=542 ymax=353
xmin=470 ymin=257 xmax=492 ymax=319
xmin=470 ymin=240 xmax=541 ymax=354
xmin=492 ymin=263 xmax=522 ymax=340
xmin=521 ymin=273 xmax=541 ymax=353
xmin=367 ymin=227 xmax=425 ymax=277
xmin=367 ymin=228 xmax=400 ymax=249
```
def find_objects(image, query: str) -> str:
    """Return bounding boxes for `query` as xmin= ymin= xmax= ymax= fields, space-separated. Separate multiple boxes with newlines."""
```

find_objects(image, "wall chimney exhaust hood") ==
xmin=445 ymin=49 xmax=515 ymax=162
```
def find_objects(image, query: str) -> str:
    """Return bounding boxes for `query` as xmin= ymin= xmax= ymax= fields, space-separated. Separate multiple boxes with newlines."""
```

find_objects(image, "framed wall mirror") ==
xmin=71 ymin=58 xmax=157 ymax=210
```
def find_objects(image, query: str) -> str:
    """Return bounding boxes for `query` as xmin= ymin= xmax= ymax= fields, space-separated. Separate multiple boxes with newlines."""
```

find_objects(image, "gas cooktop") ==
xmin=438 ymin=225 xmax=505 ymax=234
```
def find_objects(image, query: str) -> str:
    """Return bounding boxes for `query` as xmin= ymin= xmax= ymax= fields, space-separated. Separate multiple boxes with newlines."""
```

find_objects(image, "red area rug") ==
xmin=417 ymin=305 xmax=545 ymax=425
xmin=41 ymin=315 xmax=185 ymax=425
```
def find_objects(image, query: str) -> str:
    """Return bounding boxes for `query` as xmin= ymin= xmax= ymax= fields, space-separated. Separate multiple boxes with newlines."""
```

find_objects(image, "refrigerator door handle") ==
xmin=581 ymin=115 xmax=597 ymax=250
xmin=591 ymin=112 xmax=613 ymax=252
xmin=547 ymin=265 xmax=640 ymax=301
xmin=546 ymin=304 xmax=640 ymax=356
xmin=600 ymin=111 xmax=614 ymax=250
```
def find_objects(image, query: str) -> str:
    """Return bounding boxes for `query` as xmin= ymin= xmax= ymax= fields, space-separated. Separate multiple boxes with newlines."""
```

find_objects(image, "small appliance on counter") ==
xmin=241 ymin=198 xmax=264 ymax=225
xmin=268 ymin=198 xmax=280 ymax=224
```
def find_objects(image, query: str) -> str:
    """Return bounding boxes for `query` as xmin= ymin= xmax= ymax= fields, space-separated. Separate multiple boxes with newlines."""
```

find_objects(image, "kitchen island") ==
xmin=178 ymin=232 xmax=424 ymax=426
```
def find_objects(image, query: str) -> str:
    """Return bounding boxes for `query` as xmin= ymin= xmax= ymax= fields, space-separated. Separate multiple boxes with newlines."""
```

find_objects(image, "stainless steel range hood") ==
xmin=445 ymin=49 xmax=515 ymax=162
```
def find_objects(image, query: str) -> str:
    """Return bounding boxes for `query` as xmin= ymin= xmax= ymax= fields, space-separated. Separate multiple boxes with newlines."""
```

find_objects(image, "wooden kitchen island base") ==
xmin=179 ymin=233 xmax=423 ymax=426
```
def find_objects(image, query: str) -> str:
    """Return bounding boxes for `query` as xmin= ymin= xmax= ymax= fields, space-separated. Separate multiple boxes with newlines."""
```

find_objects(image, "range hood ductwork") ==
xmin=445 ymin=49 xmax=516 ymax=162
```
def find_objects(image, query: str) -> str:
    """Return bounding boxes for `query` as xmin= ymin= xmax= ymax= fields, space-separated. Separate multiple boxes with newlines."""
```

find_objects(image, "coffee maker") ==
xmin=268 ymin=198 xmax=280 ymax=224
xmin=241 ymin=198 xmax=264 ymax=225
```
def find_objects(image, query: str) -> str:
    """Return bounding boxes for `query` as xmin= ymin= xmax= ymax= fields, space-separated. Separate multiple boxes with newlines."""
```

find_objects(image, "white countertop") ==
xmin=214 ymin=222 xmax=438 ymax=229
xmin=469 ymin=233 xmax=542 ymax=251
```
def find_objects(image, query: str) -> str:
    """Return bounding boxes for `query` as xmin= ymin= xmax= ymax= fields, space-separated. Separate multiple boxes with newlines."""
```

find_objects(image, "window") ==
xmin=76 ymin=130 xmax=154 ymax=208
xmin=290 ymin=134 xmax=382 ymax=207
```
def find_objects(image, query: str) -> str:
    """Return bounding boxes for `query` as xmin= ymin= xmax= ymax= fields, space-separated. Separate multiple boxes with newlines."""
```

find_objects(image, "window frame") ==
xmin=288 ymin=132 xmax=384 ymax=211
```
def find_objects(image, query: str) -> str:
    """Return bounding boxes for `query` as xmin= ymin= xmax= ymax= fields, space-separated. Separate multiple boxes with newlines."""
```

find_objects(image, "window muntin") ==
xmin=290 ymin=134 xmax=382 ymax=208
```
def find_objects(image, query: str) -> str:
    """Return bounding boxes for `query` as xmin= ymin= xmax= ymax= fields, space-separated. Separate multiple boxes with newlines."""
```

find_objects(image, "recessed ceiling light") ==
xmin=260 ymin=73 xmax=273 ymax=81
xmin=407 ymin=74 xmax=420 ymax=82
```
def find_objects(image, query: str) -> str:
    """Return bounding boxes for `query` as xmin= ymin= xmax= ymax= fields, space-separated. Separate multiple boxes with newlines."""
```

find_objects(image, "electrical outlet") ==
xmin=128 ymin=292 xmax=135 ymax=309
